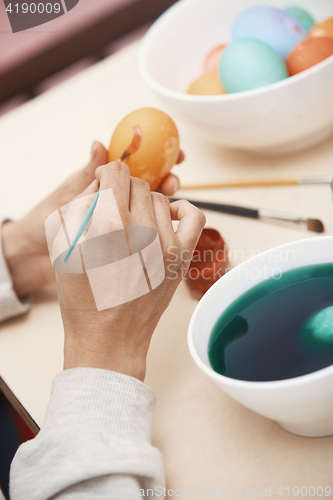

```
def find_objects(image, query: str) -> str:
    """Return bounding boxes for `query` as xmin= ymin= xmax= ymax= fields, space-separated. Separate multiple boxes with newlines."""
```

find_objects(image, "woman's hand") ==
xmin=57 ymin=162 xmax=205 ymax=381
xmin=1 ymin=142 xmax=182 ymax=297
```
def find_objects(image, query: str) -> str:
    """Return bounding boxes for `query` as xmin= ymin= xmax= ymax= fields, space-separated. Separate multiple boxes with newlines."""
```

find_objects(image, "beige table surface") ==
xmin=1 ymin=40 xmax=333 ymax=498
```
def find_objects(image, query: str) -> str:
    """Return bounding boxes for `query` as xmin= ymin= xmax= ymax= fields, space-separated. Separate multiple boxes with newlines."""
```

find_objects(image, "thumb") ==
xmin=83 ymin=141 xmax=108 ymax=179
xmin=76 ymin=141 xmax=108 ymax=194
xmin=49 ymin=141 xmax=107 ymax=209
xmin=31 ymin=141 xmax=106 ymax=233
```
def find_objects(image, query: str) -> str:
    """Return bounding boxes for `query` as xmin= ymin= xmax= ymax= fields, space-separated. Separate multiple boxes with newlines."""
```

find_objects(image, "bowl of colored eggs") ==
xmin=139 ymin=0 xmax=333 ymax=155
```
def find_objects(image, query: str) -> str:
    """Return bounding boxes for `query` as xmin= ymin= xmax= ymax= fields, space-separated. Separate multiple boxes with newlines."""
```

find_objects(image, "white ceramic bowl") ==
xmin=188 ymin=236 xmax=333 ymax=437
xmin=139 ymin=0 xmax=333 ymax=155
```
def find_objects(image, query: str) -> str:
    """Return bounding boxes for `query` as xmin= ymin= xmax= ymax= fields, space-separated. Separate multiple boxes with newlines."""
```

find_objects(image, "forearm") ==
xmin=10 ymin=368 xmax=165 ymax=500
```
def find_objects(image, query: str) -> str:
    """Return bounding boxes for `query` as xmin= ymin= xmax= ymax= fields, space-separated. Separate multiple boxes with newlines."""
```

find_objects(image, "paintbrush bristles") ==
xmin=307 ymin=219 xmax=325 ymax=233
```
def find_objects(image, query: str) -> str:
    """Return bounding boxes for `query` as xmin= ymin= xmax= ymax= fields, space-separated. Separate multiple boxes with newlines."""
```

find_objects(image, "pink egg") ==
xmin=204 ymin=43 xmax=228 ymax=73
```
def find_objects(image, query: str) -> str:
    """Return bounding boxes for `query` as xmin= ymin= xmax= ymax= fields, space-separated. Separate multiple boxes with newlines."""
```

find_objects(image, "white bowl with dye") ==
xmin=188 ymin=236 xmax=333 ymax=437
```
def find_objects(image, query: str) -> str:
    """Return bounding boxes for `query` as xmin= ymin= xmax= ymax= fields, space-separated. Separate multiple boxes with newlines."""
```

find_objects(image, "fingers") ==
xmin=61 ymin=181 xmax=99 ymax=243
xmin=175 ymin=149 xmax=185 ymax=164
xmin=72 ymin=179 xmax=99 ymax=236
xmin=47 ymin=141 xmax=107 ymax=212
xmin=158 ymin=174 xmax=180 ymax=196
xmin=74 ymin=179 xmax=99 ymax=200
xmin=66 ymin=141 xmax=108 ymax=196
xmin=83 ymin=141 xmax=108 ymax=183
xmin=61 ymin=179 xmax=98 ymax=220
xmin=151 ymin=193 xmax=175 ymax=252
xmin=129 ymin=178 xmax=155 ymax=227
xmin=46 ymin=178 xmax=99 ymax=266
xmin=155 ymin=148 xmax=183 ymax=195
xmin=95 ymin=161 xmax=131 ymax=217
xmin=170 ymin=200 xmax=206 ymax=254
xmin=155 ymin=148 xmax=183 ymax=196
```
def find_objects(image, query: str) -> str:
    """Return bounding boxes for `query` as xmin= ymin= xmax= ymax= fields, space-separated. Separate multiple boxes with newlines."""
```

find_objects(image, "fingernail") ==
xmin=91 ymin=141 xmax=99 ymax=158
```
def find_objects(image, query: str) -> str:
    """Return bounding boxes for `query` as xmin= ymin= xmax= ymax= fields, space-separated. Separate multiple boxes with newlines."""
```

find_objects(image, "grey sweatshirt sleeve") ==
xmin=0 ymin=219 xmax=30 ymax=323
xmin=10 ymin=368 xmax=165 ymax=500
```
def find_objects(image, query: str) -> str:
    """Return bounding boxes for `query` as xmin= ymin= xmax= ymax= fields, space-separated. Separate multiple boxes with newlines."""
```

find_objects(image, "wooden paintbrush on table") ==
xmin=179 ymin=176 xmax=333 ymax=190
xmin=171 ymin=198 xmax=324 ymax=233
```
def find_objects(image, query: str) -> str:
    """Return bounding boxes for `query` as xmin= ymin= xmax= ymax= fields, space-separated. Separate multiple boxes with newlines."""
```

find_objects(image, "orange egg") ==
xmin=187 ymin=72 xmax=226 ymax=95
xmin=308 ymin=16 xmax=333 ymax=38
xmin=108 ymin=108 xmax=179 ymax=191
xmin=287 ymin=36 xmax=333 ymax=75
xmin=204 ymin=43 xmax=228 ymax=73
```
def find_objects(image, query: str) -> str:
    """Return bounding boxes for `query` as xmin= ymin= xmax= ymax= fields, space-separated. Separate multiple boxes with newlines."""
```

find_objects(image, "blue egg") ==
xmin=299 ymin=306 xmax=333 ymax=351
xmin=284 ymin=6 xmax=315 ymax=33
xmin=219 ymin=38 xmax=288 ymax=93
xmin=232 ymin=6 xmax=306 ymax=59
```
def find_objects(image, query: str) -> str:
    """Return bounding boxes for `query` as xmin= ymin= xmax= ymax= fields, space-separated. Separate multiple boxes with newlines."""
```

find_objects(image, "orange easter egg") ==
xmin=205 ymin=43 xmax=228 ymax=73
xmin=108 ymin=108 xmax=179 ymax=191
xmin=308 ymin=16 xmax=333 ymax=38
xmin=287 ymin=36 xmax=333 ymax=75
xmin=187 ymin=72 xmax=226 ymax=95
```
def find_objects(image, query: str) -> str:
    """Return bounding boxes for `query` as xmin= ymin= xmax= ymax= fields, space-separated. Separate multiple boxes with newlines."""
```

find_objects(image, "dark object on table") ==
xmin=0 ymin=378 xmax=39 ymax=500
xmin=171 ymin=198 xmax=324 ymax=233
xmin=186 ymin=228 xmax=228 ymax=300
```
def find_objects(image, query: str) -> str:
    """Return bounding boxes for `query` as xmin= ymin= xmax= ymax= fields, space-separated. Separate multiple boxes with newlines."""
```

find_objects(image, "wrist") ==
xmin=2 ymin=220 xmax=27 ymax=262
xmin=1 ymin=220 xmax=30 ymax=296
xmin=63 ymin=338 xmax=147 ymax=382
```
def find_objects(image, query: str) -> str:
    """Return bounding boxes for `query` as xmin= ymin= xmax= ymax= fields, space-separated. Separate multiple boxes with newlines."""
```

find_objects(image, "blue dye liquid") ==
xmin=208 ymin=263 xmax=333 ymax=381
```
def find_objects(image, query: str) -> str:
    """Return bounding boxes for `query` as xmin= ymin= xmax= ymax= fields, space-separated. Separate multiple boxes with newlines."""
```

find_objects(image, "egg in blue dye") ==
xmin=299 ymin=306 xmax=333 ymax=351
xmin=285 ymin=6 xmax=315 ymax=33
xmin=232 ymin=5 xmax=306 ymax=59
xmin=219 ymin=38 xmax=288 ymax=93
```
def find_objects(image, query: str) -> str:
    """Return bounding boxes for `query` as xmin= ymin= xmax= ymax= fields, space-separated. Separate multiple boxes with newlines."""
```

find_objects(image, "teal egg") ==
xmin=219 ymin=38 xmax=288 ymax=93
xmin=299 ymin=306 xmax=333 ymax=351
xmin=285 ymin=6 xmax=315 ymax=32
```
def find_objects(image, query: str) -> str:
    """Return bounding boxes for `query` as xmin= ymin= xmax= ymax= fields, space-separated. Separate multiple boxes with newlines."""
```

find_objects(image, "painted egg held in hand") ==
xmin=232 ymin=5 xmax=306 ymax=59
xmin=109 ymin=108 xmax=180 ymax=191
xmin=219 ymin=38 xmax=288 ymax=93
xmin=287 ymin=37 xmax=333 ymax=76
